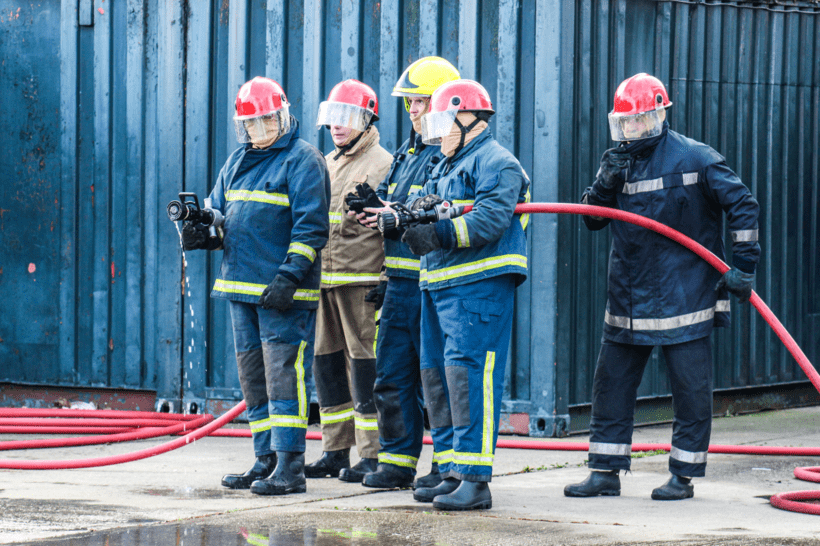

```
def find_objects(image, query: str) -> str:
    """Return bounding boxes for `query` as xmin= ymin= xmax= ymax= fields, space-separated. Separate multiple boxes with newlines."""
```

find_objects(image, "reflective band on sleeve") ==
xmin=226 ymin=189 xmax=290 ymax=207
xmin=605 ymin=302 xmax=730 ymax=332
xmin=293 ymin=289 xmax=320 ymax=302
xmin=270 ymin=414 xmax=308 ymax=429
xmin=731 ymin=229 xmax=759 ymax=242
xmin=387 ymin=183 xmax=423 ymax=197
xmin=453 ymin=217 xmax=470 ymax=248
xmin=716 ymin=299 xmax=730 ymax=312
xmin=434 ymin=450 xmax=454 ymax=464
xmin=321 ymin=272 xmax=382 ymax=285
xmin=388 ymin=183 xmax=397 ymax=194
xmin=452 ymin=451 xmax=494 ymax=466
xmin=329 ymin=212 xmax=343 ymax=224
xmin=670 ymin=446 xmax=707 ymax=464
xmin=520 ymin=188 xmax=531 ymax=231
xmin=249 ymin=417 xmax=271 ymax=434
xmin=354 ymin=415 xmax=379 ymax=431
xmin=482 ymin=351 xmax=496 ymax=456
xmin=420 ymin=254 xmax=527 ymax=284
xmin=622 ymin=177 xmax=663 ymax=195
xmin=385 ymin=257 xmax=421 ymax=271
xmin=589 ymin=442 xmax=632 ymax=456
xmin=682 ymin=172 xmax=698 ymax=185
xmin=378 ymin=452 xmax=419 ymax=469
xmin=295 ymin=341 xmax=308 ymax=418
xmin=213 ymin=279 xmax=266 ymax=296
xmin=319 ymin=408 xmax=355 ymax=424
xmin=452 ymin=199 xmax=475 ymax=206
xmin=288 ymin=242 xmax=317 ymax=262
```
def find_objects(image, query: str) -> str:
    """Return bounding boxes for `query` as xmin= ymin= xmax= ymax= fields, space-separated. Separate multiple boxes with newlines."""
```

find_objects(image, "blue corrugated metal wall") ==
xmin=1 ymin=0 xmax=817 ymax=434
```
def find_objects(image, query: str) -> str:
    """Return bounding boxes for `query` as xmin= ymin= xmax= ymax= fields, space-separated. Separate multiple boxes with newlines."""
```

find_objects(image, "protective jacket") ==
xmin=412 ymin=131 xmax=530 ymax=291
xmin=583 ymin=124 xmax=760 ymax=345
xmin=208 ymin=118 xmax=330 ymax=309
xmin=376 ymin=132 xmax=443 ymax=280
xmin=322 ymin=126 xmax=392 ymax=288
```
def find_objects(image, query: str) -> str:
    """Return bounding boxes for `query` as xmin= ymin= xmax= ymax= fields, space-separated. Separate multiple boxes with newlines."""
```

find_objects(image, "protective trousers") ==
xmin=420 ymin=274 xmax=515 ymax=482
xmin=314 ymin=285 xmax=379 ymax=458
xmin=230 ymin=301 xmax=315 ymax=455
xmin=373 ymin=277 xmax=424 ymax=475
xmin=588 ymin=335 xmax=713 ymax=477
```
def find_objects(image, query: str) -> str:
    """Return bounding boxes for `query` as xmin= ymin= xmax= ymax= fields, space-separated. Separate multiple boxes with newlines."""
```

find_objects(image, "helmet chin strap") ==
xmin=333 ymin=125 xmax=368 ymax=161
xmin=451 ymin=112 xmax=490 ymax=156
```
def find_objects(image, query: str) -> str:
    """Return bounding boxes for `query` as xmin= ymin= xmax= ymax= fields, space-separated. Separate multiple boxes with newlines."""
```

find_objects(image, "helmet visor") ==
xmin=420 ymin=109 xmax=458 ymax=145
xmin=316 ymin=101 xmax=373 ymax=131
xmin=234 ymin=106 xmax=290 ymax=144
xmin=608 ymin=108 xmax=664 ymax=142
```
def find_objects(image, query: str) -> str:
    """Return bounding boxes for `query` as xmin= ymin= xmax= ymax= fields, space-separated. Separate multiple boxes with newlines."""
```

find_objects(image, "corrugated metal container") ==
xmin=0 ymin=0 xmax=817 ymax=435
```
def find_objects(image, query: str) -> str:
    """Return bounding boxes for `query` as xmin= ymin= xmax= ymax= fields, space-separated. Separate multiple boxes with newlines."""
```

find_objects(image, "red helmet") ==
xmin=317 ymin=79 xmax=379 ymax=130
xmin=609 ymin=73 xmax=672 ymax=141
xmin=233 ymin=77 xmax=291 ymax=144
xmin=421 ymin=79 xmax=493 ymax=145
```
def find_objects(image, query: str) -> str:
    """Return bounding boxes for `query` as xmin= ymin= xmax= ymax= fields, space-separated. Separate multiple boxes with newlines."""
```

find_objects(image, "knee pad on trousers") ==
xmin=262 ymin=342 xmax=301 ymax=400
xmin=420 ymin=367 xmax=452 ymax=429
xmin=373 ymin=382 xmax=407 ymax=440
xmin=314 ymin=351 xmax=351 ymax=407
xmin=237 ymin=348 xmax=268 ymax=408
xmin=444 ymin=365 xmax=471 ymax=428
xmin=350 ymin=358 xmax=377 ymax=415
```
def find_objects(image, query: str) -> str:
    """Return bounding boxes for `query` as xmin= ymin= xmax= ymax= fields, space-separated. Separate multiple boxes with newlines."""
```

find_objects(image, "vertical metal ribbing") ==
xmin=458 ymin=0 xmax=478 ymax=80
xmin=379 ymin=0 xmax=400 ymax=152
xmin=227 ymin=0 xmax=249 ymax=157
xmin=496 ymin=0 xmax=518 ymax=154
xmin=340 ymin=0 xmax=361 ymax=80
xmin=419 ymin=0 xmax=439 ymax=57
xmin=302 ymin=0 xmax=324 ymax=148
xmin=266 ymin=0 xmax=286 ymax=83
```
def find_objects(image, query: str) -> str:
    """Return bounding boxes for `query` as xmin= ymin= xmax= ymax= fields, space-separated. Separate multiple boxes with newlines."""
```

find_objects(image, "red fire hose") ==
xmin=0 ymin=203 xmax=816 ymax=513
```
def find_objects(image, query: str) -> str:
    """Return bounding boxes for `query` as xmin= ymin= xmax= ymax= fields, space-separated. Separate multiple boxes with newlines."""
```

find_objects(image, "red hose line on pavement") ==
xmin=0 ymin=203 xmax=815 ymax=512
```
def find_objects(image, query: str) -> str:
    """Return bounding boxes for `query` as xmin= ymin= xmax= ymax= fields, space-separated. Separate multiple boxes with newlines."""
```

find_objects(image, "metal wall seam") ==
xmin=419 ymin=0 xmax=439 ymax=57
xmin=302 ymin=0 xmax=324 ymax=148
xmin=496 ymin=0 xmax=518 ymax=154
xmin=228 ymin=0 xmax=249 ymax=158
xmin=379 ymin=0 xmax=399 ymax=152
xmin=59 ymin=0 xmax=80 ymax=384
xmin=266 ymin=0 xmax=286 ymax=82
xmin=341 ymin=0 xmax=360 ymax=80
xmin=458 ymin=0 xmax=479 ymax=80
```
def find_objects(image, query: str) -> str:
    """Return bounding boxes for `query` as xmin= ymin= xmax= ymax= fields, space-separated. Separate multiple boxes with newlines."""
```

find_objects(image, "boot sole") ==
xmin=651 ymin=491 xmax=693 ymax=501
xmin=564 ymin=489 xmax=620 ymax=497
xmin=338 ymin=474 xmax=365 ymax=483
xmin=304 ymin=469 xmax=342 ymax=478
xmin=250 ymin=484 xmax=307 ymax=496
xmin=362 ymin=480 xmax=413 ymax=489
xmin=221 ymin=480 xmax=253 ymax=490
xmin=432 ymin=498 xmax=492 ymax=511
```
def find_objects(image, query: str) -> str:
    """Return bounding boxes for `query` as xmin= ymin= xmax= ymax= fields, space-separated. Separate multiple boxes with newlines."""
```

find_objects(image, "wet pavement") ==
xmin=3 ymin=406 xmax=820 ymax=545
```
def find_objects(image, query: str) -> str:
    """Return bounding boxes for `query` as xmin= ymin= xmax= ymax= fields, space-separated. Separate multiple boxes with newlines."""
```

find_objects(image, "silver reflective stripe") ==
xmin=622 ymin=177 xmax=663 ymax=195
xmin=589 ymin=442 xmax=631 ymax=456
xmin=682 ymin=172 xmax=699 ymax=185
xmin=716 ymin=299 xmax=730 ymax=312
xmin=670 ymin=446 xmax=707 ymax=464
xmin=731 ymin=229 xmax=759 ymax=242
xmin=604 ymin=310 xmax=631 ymax=329
xmin=606 ymin=303 xmax=730 ymax=331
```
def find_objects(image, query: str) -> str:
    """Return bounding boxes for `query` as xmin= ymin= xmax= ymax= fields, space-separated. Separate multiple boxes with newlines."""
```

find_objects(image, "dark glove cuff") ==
xmin=277 ymin=270 xmax=300 ymax=285
xmin=434 ymin=219 xmax=455 ymax=250
xmin=732 ymin=255 xmax=756 ymax=274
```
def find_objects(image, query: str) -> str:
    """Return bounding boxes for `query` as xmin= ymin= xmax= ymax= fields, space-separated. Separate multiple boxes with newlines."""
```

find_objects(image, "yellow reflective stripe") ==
xmin=288 ymin=242 xmax=317 ymax=262
xmin=249 ymin=417 xmax=271 ymax=434
xmin=453 ymin=216 xmax=470 ymax=248
xmin=434 ymin=450 xmax=454 ymax=464
xmin=452 ymin=199 xmax=474 ymax=206
xmin=354 ymin=415 xmax=378 ymax=431
xmin=452 ymin=452 xmax=494 ymax=466
xmin=373 ymin=309 xmax=380 ymax=355
xmin=296 ymin=341 xmax=307 ymax=418
xmin=226 ymin=189 xmax=289 ymax=207
xmin=378 ymin=452 xmax=419 ymax=469
xmin=387 ymin=184 xmax=424 ymax=198
xmin=520 ymin=188 xmax=531 ymax=230
xmin=320 ymin=408 xmax=354 ymax=424
xmin=482 ymin=351 xmax=496 ymax=455
xmin=420 ymin=254 xmax=527 ymax=284
xmin=385 ymin=257 xmax=421 ymax=271
xmin=388 ymin=183 xmax=397 ymax=194
xmin=293 ymin=289 xmax=319 ymax=302
xmin=246 ymin=533 xmax=269 ymax=546
xmin=321 ymin=272 xmax=382 ymax=285
xmin=270 ymin=414 xmax=308 ymax=429
xmin=329 ymin=211 xmax=343 ymax=224
xmin=213 ymin=279 xmax=266 ymax=296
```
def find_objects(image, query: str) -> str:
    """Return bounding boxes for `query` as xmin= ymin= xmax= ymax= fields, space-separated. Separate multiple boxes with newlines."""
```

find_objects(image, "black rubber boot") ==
xmin=339 ymin=457 xmax=378 ymax=483
xmin=362 ymin=463 xmax=414 ymax=489
xmin=564 ymin=471 xmax=621 ymax=497
xmin=432 ymin=480 xmax=492 ymax=511
xmin=413 ymin=462 xmax=442 ymax=490
xmin=651 ymin=474 xmax=694 ymax=500
xmin=304 ymin=448 xmax=350 ymax=478
xmin=413 ymin=477 xmax=460 ymax=503
xmin=221 ymin=453 xmax=277 ymax=489
xmin=250 ymin=452 xmax=306 ymax=496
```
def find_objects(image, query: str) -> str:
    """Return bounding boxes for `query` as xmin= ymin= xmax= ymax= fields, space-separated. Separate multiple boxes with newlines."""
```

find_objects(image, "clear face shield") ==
xmin=234 ymin=105 xmax=291 ymax=144
xmin=420 ymin=109 xmax=459 ymax=145
xmin=608 ymin=107 xmax=665 ymax=142
xmin=316 ymin=102 xmax=374 ymax=132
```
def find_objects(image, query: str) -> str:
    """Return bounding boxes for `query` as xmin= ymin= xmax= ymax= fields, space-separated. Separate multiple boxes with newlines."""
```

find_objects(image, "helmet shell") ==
xmin=429 ymin=79 xmax=494 ymax=115
xmin=393 ymin=56 xmax=460 ymax=99
xmin=326 ymin=79 xmax=379 ymax=121
xmin=611 ymin=73 xmax=672 ymax=116
xmin=235 ymin=77 xmax=289 ymax=119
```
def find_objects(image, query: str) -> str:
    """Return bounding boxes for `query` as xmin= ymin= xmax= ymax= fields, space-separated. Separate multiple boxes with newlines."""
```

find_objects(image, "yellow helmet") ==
xmin=392 ymin=56 xmax=460 ymax=111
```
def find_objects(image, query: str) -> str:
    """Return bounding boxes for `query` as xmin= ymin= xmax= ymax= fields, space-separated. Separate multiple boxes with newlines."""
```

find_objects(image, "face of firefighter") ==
xmin=246 ymin=116 xmax=281 ymax=149
xmin=440 ymin=112 xmax=488 ymax=158
xmin=331 ymin=124 xmax=362 ymax=147
xmin=622 ymin=108 xmax=666 ymax=143
xmin=408 ymin=97 xmax=430 ymax=134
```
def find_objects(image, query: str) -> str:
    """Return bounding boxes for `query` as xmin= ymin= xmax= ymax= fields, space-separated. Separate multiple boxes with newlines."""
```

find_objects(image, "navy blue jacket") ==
xmin=208 ymin=119 xmax=331 ymax=309
xmin=583 ymin=124 xmax=760 ymax=345
xmin=376 ymin=133 xmax=443 ymax=280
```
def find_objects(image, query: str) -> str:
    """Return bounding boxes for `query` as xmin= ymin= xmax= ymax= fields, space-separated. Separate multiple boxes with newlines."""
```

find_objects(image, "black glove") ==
xmin=364 ymin=281 xmax=388 ymax=310
xmin=715 ymin=268 xmax=755 ymax=303
xmin=259 ymin=274 xmax=298 ymax=311
xmin=409 ymin=194 xmax=444 ymax=211
xmin=401 ymin=224 xmax=441 ymax=256
xmin=595 ymin=147 xmax=631 ymax=190
xmin=345 ymin=183 xmax=383 ymax=215
xmin=181 ymin=222 xmax=209 ymax=251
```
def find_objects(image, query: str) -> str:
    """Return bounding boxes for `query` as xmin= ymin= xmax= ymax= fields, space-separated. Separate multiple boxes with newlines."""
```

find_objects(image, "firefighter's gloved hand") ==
xmin=181 ymin=222 xmax=209 ymax=251
xmin=409 ymin=194 xmax=444 ymax=212
xmin=259 ymin=275 xmax=298 ymax=311
xmin=595 ymin=147 xmax=631 ymax=190
xmin=402 ymin=224 xmax=441 ymax=256
xmin=345 ymin=183 xmax=383 ymax=215
xmin=715 ymin=268 xmax=755 ymax=303
xmin=364 ymin=281 xmax=388 ymax=310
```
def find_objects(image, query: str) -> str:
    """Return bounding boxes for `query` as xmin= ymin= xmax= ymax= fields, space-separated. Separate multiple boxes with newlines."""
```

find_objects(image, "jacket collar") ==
xmin=443 ymin=129 xmax=492 ymax=171
xmin=623 ymin=121 xmax=668 ymax=159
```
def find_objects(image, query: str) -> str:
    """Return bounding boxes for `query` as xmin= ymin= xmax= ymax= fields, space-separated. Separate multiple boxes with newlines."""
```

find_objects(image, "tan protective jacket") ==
xmin=321 ymin=126 xmax=391 ymax=288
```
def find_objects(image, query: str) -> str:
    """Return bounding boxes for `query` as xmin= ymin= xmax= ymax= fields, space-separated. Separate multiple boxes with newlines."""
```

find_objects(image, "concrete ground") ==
xmin=2 ymin=406 xmax=820 ymax=545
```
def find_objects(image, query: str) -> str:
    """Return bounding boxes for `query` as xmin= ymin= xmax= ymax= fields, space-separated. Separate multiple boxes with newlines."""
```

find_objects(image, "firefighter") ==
xmin=350 ymin=57 xmax=460 ymax=491
xmin=182 ymin=76 xmax=330 ymax=496
xmin=564 ymin=73 xmax=760 ymax=501
xmin=400 ymin=79 xmax=530 ymax=510
xmin=304 ymin=80 xmax=393 ymax=483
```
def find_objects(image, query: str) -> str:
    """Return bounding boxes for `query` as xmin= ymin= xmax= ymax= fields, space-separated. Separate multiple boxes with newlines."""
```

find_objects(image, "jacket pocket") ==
xmin=461 ymin=298 xmax=502 ymax=323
